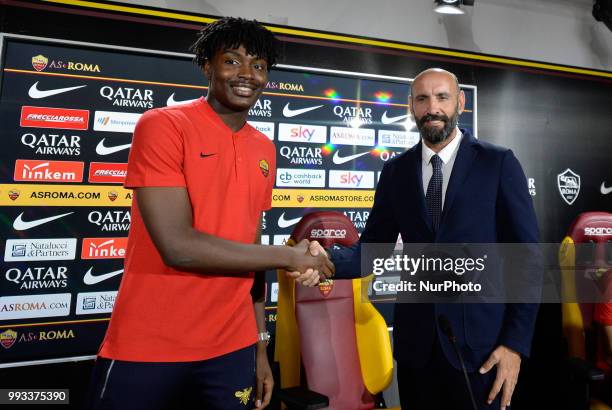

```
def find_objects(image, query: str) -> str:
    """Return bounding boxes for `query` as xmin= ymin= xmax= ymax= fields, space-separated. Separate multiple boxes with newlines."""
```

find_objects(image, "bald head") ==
xmin=409 ymin=68 xmax=465 ymax=149
xmin=411 ymin=68 xmax=460 ymax=96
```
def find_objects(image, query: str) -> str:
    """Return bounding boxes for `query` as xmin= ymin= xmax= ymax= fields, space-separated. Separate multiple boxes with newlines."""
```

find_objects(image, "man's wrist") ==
xmin=257 ymin=331 xmax=271 ymax=346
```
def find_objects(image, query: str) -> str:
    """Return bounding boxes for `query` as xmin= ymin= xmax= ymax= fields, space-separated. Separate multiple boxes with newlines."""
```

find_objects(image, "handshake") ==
xmin=285 ymin=239 xmax=335 ymax=287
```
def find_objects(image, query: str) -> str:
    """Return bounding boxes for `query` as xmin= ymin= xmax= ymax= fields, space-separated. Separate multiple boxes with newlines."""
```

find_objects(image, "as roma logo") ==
xmin=32 ymin=55 xmax=48 ymax=72
xmin=108 ymin=191 xmax=118 ymax=202
xmin=0 ymin=329 xmax=17 ymax=349
xmin=318 ymin=279 xmax=334 ymax=297
xmin=8 ymin=189 xmax=20 ymax=201
xmin=259 ymin=159 xmax=269 ymax=177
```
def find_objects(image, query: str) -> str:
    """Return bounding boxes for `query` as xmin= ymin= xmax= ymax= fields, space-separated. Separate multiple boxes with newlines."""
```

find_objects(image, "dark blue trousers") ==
xmin=397 ymin=338 xmax=506 ymax=410
xmin=85 ymin=344 xmax=256 ymax=410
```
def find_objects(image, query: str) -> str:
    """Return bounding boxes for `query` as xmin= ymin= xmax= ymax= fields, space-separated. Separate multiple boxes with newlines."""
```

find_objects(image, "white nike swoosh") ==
xmin=166 ymin=93 xmax=198 ymax=106
xmin=278 ymin=212 xmax=302 ymax=228
xmin=601 ymin=182 xmax=612 ymax=195
xmin=28 ymin=81 xmax=87 ymax=99
xmin=381 ymin=111 xmax=409 ymax=125
xmin=332 ymin=150 xmax=370 ymax=165
xmin=96 ymin=138 xmax=132 ymax=156
xmin=13 ymin=211 xmax=74 ymax=230
xmin=282 ymin=103 xmax=323 ymax=118
xmin=83 ymin=267 xmax=124 ymax=285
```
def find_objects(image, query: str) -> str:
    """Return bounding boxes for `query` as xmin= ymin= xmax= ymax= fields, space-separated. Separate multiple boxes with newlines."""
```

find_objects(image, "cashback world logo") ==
xmin=276 ymin=168 xmax=326 ymax=188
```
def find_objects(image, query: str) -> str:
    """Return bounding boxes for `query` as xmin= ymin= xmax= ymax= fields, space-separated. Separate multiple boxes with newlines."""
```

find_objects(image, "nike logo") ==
xmin=282 ymin=103 xmax=323 ymax=118
xmin=28 ymin=81 xmax=86 ymax=99
xmin=166 ymin=93 xmax=198 ymax=106
xmin=96 ymin=138 xmax=132 ymax=156
xmin=83 ymin=267 xmax=124 ymax=285
xmin=332 ymin=150 xmax=370 ymax=165
xmin=200 ymin=152 xmax=216 ymax=158
xmin=13 ymin=211 xmax=74 ymax=230
xmin=278 ymin=212 xmax=302 ymax=228
xmin=601 ymin=182 xmax=612 ymax=195
xmin=381 ymin=111 xmax=409 ymax=125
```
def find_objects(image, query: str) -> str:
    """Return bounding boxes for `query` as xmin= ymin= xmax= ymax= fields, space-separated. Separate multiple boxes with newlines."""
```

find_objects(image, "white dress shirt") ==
xmin=421 ymin=128 xmax=463 ymax=209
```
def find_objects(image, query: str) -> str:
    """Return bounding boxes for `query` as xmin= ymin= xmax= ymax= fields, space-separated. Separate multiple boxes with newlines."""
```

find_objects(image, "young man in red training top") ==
xmin=86 ymin=17 xmax=333 ymax=410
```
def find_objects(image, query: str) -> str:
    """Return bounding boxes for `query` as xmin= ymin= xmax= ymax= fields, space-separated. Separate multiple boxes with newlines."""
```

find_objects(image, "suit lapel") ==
xmin=441 ymin=130 xmax=479 ymax=224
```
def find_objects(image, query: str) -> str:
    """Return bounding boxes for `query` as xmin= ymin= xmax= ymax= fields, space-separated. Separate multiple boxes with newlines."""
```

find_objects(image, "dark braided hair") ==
xmin=191 ymin=17 xmax=279 ymax=69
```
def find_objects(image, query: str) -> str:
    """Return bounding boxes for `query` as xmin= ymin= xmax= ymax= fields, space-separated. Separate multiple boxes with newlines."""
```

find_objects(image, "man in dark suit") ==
xmin=312 ymin=68 xmax=540 ymax=409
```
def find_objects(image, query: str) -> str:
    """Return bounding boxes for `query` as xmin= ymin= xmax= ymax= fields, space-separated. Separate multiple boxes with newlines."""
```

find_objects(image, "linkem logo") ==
xmin=14 ymin=159 xmax=84 ymax=183
xmin=81 ymin=238 xmax=128 ymax=259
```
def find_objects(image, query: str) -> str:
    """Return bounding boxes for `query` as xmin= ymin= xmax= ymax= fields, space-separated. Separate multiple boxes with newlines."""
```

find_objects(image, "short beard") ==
xmin=417 ymin=110 xmax=459 ymax=145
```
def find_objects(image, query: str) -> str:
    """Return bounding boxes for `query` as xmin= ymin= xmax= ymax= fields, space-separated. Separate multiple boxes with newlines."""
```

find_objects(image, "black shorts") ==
xmin=85 ymin=344 xmax=256 ymax=410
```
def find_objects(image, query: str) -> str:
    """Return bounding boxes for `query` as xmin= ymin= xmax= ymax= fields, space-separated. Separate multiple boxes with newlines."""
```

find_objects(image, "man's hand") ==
xmin=285 ymin=240 xmax=334 ymax=286
xmin=479 ymin=345 xmax=521 ymax=410
xmin=254 ymin=344 xmax=273 ymax=409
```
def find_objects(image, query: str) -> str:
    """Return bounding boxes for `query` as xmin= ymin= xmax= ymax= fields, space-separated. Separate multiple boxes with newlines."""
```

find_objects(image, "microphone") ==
xmin=438 ymin=315 xmax=478 ymax=410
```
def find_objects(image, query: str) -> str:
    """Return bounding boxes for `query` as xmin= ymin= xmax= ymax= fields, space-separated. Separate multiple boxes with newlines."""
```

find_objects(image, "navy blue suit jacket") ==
xmin=331 ymin=129 xmax=540 ymax=371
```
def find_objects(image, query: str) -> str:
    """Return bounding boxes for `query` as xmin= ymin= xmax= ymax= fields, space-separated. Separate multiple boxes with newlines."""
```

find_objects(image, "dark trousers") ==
xmin=84 ymin=344 xmax=256 ymax=410
xmin=397 ymin=339 xmax=506 ymax=410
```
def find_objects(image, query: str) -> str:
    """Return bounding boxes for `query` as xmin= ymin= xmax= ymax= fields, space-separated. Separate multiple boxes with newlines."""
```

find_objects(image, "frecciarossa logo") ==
xmin=20 ymin=106 xmax=89 ymax=130
xmin=88 ymin=162 xmax=128 ymax=184
xmin=14 ymin=160 xmax=84 ymax=183
xmin=81 ymin=237 xmax=128 ymax=259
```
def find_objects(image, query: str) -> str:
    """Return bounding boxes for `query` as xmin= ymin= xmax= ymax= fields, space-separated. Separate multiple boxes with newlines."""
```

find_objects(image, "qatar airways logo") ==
xmin=14 ymin=160 xmax=84 ymax=182
xmin=99 ymin=86 xmax=153 ymax=109
xmin=81 ymin=238 xmax=128 ymax=259
xmin=21 ymin=132 xmax=81 ymax=156
xmin=88 ymin=210 xmax=131 ymax=232
xmin=344 ymin=210 xmax=370 ymax=229
xmin=332 ymin=105 xmax=373 ymax=126
xmin=248 ymin=98 xmax=272 ymax=117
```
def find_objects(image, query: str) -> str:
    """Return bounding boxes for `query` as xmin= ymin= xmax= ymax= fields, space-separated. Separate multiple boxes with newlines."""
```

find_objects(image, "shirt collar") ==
xmin=421 ymin=128 xmax=463 ymax=165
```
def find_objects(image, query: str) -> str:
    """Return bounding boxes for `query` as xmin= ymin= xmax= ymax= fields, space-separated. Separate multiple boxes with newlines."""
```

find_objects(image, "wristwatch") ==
xmin=257 ymin=331 xmax=271 ymax=346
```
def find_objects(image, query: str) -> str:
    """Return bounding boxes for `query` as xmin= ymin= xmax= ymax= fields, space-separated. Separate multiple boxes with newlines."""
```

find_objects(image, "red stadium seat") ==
xmin=560 ymin=211 xmax=612 ymax=410
xmin=275 ymin=211 xmax=396 ymax=410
